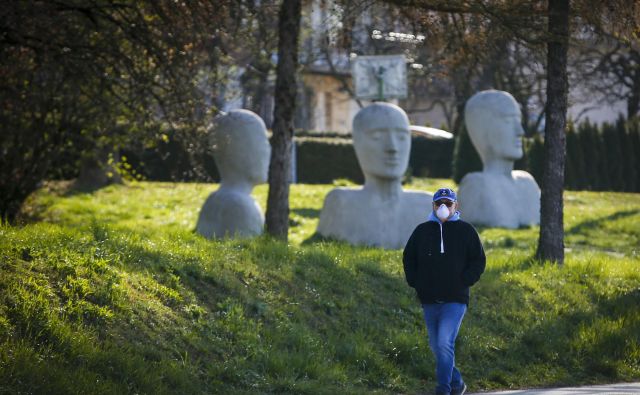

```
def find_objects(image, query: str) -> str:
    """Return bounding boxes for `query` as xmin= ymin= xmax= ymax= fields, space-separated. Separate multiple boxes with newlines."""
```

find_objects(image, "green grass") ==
xmin=1 ymin=179 xmax=639 ymax=394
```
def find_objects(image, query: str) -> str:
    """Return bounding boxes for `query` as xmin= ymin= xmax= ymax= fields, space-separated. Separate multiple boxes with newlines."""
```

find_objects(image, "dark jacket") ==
xmin=403 ymin=218 xmax=486 ymax=305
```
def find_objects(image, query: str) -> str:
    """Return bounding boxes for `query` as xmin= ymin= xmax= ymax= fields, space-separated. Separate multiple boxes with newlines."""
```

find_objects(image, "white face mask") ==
xmin=436 ymin=203 xmax=451 ymax=221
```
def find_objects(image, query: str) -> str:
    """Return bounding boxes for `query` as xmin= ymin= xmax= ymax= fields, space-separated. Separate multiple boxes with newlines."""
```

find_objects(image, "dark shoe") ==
xmin=451 ymin=383 xmax=467 ymax=395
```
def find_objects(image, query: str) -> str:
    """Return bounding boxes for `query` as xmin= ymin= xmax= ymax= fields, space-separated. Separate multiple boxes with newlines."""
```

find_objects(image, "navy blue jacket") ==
xmin=403 ymin=219 xmax=486 ymax=305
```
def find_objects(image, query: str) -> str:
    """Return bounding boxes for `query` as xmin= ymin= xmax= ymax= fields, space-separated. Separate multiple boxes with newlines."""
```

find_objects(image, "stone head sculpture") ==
xmin=458 ymin=90 xmax=540 ymax=228
xmin=352 ymin=102 xmax=411 ymax=181
xmin=196 ymin=109 xmax=270 ymax=240
xmin=211 ymin=109 xmax=271 ymax=186
xmin=316 ymin=102 xmax=431 ymax=248
xmin=464 ymin=90 xmax=525 ymax=173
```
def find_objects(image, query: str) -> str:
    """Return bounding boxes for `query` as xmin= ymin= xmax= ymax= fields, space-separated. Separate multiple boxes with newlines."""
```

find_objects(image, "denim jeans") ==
xmin=422 ymin=302 xmax=467 ymax=394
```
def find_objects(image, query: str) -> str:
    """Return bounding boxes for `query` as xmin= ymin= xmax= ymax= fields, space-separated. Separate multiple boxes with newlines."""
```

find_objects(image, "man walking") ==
xmin=403 ymin=188 xmax=486 ymax=395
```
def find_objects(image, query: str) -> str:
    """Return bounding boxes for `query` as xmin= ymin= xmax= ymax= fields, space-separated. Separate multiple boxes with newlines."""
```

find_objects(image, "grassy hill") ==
xmin=1 ymin=180 xmax=639 ymax=394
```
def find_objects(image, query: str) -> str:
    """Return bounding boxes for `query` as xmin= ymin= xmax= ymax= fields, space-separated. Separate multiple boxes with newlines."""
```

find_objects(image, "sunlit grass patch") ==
xmin=0 ymin=180 xmax=638 ymax=393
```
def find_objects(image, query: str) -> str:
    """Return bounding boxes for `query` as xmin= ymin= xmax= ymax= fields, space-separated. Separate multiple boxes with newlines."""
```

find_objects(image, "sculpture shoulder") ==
xmin=512 ymin=170 xmax=541 ymax=190
xmin=512 ymin=170 xmax=535 ymax=180
xmin=317 ymin=187 xmax=362 ymax=237
xmin=322 ymin=187 xmax=361 ymax=208
xmin=196 ymin=189 xmax=263 ymax=239
xmin=402 ymin=189 xmax=433 ymax=203
xmin=459 ymin=172 xmax=492 ymax=197
xmin=208 ymin=189 xmax=260 ymax=212
xmin=459 ymin=172 xmax=489 ymax=188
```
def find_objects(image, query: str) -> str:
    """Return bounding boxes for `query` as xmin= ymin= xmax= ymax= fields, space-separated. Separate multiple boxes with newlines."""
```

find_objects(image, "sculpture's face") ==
xmin=354 ymin=109 xmax=410 ymax=180
xmin=488 ymin=101 xmax=525 ymax=161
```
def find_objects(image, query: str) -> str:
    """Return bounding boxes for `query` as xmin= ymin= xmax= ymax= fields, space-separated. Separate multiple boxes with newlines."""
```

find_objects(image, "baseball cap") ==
xmin=433 ymin=188 xmax=457 ymax=202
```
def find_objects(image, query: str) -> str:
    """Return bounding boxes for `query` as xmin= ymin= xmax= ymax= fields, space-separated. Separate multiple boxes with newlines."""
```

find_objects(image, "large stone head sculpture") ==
xmin=210 ymin=109 xmax=271 ymax=185
xmin=352 ymin=102 xmax=411 ymax=181
xmin=464 ymin=90 xmax=525 ymax=168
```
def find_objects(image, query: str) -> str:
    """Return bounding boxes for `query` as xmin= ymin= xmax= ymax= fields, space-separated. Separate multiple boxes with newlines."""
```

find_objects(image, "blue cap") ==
xmin=433 ymin=188 xmax=457 ymax=202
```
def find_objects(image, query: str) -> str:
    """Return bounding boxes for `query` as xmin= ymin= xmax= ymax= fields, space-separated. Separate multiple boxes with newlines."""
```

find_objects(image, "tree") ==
xmin=628 ymin=118 xmax=640 ymax=192
xmin=527 ymin=133 xmax=546 ymax=186
xmin=536 ymin=0 xmax=569 ymax=264
xmin=265 ymin=0 xmax=302 ymax=240
xmin=452 ymin=125 xmax=482 ymax=184
xmin=573 ymin=21 xmax=640 ymax=119
xmin=395 ymin=5 xmax=548 ymax=181
xmin=0 ymin=1 xmax=236 ymax=223
xmin=619 ymin=117 xmax=638 ymax=192
xmin=602 ymin=120 xmax=626 ymax=191
xmin=564 ymin=121 xmax=581 ymax=190
xmin=238 ymin=1 xmax=280 ymax=124
xmin=578 ymin=120 xmax=602 ymax=190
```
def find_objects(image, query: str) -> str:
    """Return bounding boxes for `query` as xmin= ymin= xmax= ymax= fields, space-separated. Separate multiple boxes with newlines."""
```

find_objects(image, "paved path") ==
xmin=470 ymin=382 xmax=640 ymax=395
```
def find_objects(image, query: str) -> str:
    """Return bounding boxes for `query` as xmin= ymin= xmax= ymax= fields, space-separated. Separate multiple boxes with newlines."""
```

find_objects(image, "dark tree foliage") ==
xmin=452 ymin=126 xmax=482 ymax=184
xmin=602 ymin=121 xmax=626 ymax=192
xmin=564 ymin=122 xmax=585 ymax=190
xmin=526 ymin=134 xmax=545 ymax=188
xmin=0 ymin=1 xmax=234 ymax=223
xmin=580 ymin=120 xmax=604 ymax=191
xmin=627 ymin=118 xmax=640 ymax=192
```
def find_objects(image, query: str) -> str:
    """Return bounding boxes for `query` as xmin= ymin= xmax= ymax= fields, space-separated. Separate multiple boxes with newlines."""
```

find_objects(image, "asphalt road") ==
xmin=470 ymin=382 xmax=640 ymax=395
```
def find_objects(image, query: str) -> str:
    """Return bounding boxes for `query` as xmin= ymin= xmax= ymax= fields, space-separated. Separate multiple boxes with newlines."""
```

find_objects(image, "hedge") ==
xmin=294 ymin=137 xmax=364 ymax=184
xmin=57 ymin=116 xmax=638 ymax=192
xmin=294 ymin=135 xmax=455 ymax=184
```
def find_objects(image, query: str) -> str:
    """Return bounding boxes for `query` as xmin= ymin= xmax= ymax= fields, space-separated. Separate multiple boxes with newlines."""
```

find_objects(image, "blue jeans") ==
xmin=422 ymin=303 xmax=467 ymax=394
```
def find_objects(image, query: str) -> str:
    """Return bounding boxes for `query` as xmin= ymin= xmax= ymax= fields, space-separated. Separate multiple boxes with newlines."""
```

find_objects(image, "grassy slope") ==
xmin=0 ymin=180 xmax=639 ymax=394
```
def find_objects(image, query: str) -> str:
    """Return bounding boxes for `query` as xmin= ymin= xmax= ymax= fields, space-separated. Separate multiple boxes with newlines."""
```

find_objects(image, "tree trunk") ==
xmin=265 ymin=0 xmax=301 ymax=240
xmin=536 ymin=0 xmax=569 ymax=264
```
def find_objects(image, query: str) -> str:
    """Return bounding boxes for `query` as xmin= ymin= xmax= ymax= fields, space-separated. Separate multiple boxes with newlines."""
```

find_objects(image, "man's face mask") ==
xmin=436 ymin=203 xmax=451 ymax=221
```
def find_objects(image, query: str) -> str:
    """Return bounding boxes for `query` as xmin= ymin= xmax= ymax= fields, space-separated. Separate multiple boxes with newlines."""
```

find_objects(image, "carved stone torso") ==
xmin=196 ymin=188 xmax=264 ymax=239
xmin=457 ymin=170 xmax=540 ymax=229
xmin=317 ymin=187 xmax=432 ymax=249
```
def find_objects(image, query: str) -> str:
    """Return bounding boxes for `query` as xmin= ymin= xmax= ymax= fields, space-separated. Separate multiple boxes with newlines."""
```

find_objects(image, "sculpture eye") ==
xmin=366 ymin=129 xmax=383 ymax=140
xmin=395 ymin=129 xmax=409 ymax=140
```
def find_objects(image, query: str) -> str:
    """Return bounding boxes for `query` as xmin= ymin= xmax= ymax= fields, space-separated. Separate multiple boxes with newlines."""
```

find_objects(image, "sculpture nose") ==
xmin=385 ymin=132 xmax=399 ymax=153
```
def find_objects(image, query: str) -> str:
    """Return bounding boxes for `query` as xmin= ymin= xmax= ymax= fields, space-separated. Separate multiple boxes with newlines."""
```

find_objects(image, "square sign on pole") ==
xmin=352 ymin=55 xmax=407 ymax=101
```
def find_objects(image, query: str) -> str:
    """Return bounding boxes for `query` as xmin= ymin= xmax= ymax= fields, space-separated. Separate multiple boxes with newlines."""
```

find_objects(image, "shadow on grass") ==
xmin=74 ymin=227 xmax=436 ymax=392
xmin=291 ymin=208 xmax=321 ymax=219
xmin=7 ymin=215 xmax=639 ymax=393
xmin=566 ymin=209 xmax=639 ymax=236
xmin=300 ymin=232 xmax=342 ymax=246
xmin=462 ymin=260 xmax=640 ymax=390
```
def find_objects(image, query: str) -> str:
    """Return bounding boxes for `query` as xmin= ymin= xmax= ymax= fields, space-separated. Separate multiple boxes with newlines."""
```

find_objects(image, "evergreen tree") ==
xmin=527 ymin=134 xmax=545 ymax=188
xmin=601 ymin=120 xmax=625 ymax=191
xmin=452 ymin=125 xmax=482 ymax=184
xmin=580 ymin=120 xmax=601 ymax=190
xmin=627 ymin=118 xmax=640 ymax=192
xmin=565 ymin=121 xmax=582 ymax=190
xmin=573 ymin=123 xmax=588 ymax=190
xmin=514 ymin=137 xmax=529 ymax=171
xmin=594 ymin=124 xmax=609 ymax=191
xmin=618 ymin=117 xmax=636 ymax=192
